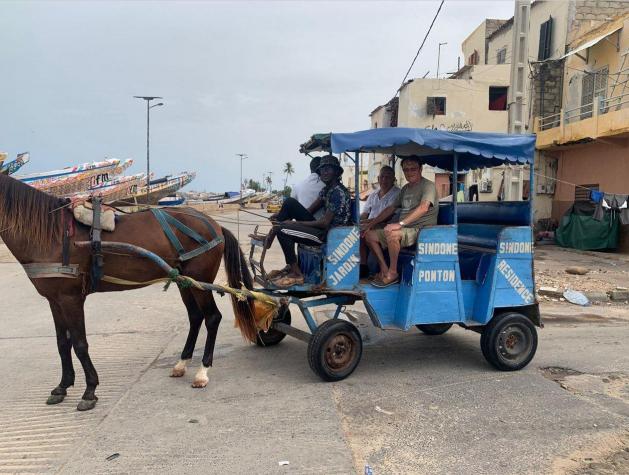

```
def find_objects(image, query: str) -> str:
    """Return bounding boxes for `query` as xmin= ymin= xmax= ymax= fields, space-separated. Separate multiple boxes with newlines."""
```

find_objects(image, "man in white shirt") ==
xmin=359 ymin=166 xmax=400 ymax=277
xmin=291 ymin=156 xmax=325 ymax=209
xmin=360 ymin=166 xmax=400 ymax=222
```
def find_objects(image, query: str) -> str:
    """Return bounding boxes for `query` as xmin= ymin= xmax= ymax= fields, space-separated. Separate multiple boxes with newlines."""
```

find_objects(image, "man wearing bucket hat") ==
xmin=267 ymin=155 xmax=352 ymax=288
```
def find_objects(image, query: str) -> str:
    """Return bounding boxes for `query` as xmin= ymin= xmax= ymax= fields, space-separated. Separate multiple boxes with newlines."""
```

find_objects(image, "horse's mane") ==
xmin=0 ymin=174 xmax=65 ymax=248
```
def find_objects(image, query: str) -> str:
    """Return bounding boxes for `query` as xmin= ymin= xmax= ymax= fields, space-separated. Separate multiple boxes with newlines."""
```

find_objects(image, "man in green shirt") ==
xmin=364 ymin=157 xmax=438 ymax=287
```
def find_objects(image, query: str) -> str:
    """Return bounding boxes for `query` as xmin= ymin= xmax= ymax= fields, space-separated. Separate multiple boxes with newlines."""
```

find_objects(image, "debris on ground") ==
xmin=563 ymin=290 xmax=590 ymax=306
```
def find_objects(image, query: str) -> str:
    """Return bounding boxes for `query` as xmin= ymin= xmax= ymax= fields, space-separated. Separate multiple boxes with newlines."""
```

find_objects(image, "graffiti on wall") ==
xmin=425 ymin=120 xmax=473 ymax=132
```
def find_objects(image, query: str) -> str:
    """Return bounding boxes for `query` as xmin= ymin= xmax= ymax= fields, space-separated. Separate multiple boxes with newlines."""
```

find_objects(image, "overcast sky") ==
xmin=1 ymin=1 xmax=515 ymax=192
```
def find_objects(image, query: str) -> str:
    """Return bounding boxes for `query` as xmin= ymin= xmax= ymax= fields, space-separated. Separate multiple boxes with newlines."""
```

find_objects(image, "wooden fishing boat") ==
xmin=0 ymin=152 xmax=30 ymax=175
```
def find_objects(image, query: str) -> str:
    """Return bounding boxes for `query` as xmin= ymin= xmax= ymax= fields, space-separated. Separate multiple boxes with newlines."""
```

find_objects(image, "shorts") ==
xmin=375 ymin=227 xmax=419 ymax=248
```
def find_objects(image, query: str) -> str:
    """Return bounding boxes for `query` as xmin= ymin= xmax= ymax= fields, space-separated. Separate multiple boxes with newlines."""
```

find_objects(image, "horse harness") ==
xmin=23 ymin=200 xmax=224 ymax=288
xmin=89 ymin=203 xmax=223 ymax=290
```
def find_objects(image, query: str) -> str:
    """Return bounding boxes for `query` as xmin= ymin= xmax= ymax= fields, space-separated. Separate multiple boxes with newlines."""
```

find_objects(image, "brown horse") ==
xmin=0 ymin=173 xmax=258 ymax=411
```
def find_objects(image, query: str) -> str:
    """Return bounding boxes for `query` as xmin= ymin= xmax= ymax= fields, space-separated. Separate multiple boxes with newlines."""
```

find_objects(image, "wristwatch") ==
xmin=399 ymin=221 xmax=405 ymax=227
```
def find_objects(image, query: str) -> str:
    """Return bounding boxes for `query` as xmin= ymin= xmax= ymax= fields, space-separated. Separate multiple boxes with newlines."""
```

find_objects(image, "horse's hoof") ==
xmin=170 ymin=368 xmax=186 ymax=378
xmin=191 ymin=378 xmax=208 ymax=389
xmin=77 ymin=398 xmax=97 ymax=411
xmin=46 ymin=394 xmax=66 ymax=405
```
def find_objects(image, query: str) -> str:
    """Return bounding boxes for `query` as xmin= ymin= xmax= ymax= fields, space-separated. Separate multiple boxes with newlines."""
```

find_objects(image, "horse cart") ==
xmin=248 ymin=128 xmax=541 ymax=381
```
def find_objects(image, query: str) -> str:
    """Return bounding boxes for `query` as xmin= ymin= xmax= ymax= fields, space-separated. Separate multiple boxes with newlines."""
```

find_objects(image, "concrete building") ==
xmin=535 ymin=11 xmax=629 ymax=250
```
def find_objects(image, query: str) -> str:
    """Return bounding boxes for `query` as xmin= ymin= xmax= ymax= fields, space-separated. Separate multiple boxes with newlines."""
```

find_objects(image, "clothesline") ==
xmin=533 ymin=171 xmax=626 ymax=196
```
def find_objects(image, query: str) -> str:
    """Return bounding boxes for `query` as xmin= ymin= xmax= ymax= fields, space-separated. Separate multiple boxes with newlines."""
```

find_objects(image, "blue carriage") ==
xmin=250 ymin=128 xmax=540 ymax=381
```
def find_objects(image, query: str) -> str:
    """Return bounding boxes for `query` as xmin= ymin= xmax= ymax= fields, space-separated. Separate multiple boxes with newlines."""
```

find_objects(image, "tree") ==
xmin=283 ymin=162 xmax=295 ymax=189
xmin=247 ymin=179 xmax=262 ymax=192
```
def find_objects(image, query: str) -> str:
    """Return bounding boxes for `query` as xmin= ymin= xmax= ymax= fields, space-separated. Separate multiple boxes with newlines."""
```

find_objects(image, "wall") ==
xmin=462 ymin=21 xmax=488 ymax=65
xmin=570 ymin=0 xmax=629 ymax=43
xmin=552 ymin=140 xmax=629 ymax=220
xmin=397 ymin=68 xmax=510 ymax=132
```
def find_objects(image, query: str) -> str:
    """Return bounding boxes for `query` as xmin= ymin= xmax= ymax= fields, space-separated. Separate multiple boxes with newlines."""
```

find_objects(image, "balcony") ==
xmin=535 ymin=91 xmax=629 ymax=149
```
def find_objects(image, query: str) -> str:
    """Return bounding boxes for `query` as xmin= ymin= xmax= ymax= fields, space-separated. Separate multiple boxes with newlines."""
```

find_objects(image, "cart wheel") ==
xmin=255 ymin=306 xmax=291 ymax=347
xmin=416 ymin=323 xmax=453 ymax=335
xmin=480 ymin=312 xmax=537 ymax=371
xmin=308 ymin=319 xmax=362 ymax=382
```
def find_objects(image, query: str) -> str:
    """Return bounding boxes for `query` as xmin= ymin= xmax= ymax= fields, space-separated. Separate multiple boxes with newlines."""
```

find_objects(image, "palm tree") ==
xmin=283 ymin=162 xmax=295 ymax=189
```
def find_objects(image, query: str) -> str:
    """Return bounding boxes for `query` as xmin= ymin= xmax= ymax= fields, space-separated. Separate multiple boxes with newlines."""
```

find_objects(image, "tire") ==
xmin=480 ymin=312 xmax=538 ymax=371
xmin=255 ymin=306 xmax=291 ymax=347
xmin=308 ymin=319 xmax=363 ymax=382
xmin=416 ymin=323 xmax=453 ymax=335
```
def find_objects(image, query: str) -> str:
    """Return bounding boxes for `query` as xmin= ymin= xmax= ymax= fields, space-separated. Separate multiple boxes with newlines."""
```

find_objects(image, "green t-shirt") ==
xmin=393 ymin=177 xmax=438 ymax=229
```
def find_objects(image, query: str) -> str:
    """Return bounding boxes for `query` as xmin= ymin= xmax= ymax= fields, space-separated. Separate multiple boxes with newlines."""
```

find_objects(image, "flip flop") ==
xmin=370 ymin=276 xmax=399 ymax=288
xmin=273 ymin=275 xmax=305 ymax=288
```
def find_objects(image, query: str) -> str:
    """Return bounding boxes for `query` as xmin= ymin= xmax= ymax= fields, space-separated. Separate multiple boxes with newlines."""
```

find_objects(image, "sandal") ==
xmin=370 ymin=275 xmax=400 ymax=288
xmin=267 ymin=266 xmax=291 ymax=280
xmin=273 ymin=275 xmax=305 ymax=288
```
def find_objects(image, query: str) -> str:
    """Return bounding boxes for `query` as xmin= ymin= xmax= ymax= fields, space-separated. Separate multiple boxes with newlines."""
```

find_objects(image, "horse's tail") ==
xmin=221 ymin=227 xmax=258 ymax=342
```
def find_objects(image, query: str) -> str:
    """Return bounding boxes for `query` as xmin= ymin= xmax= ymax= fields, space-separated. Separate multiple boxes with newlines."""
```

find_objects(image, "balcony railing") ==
xmin=538 ymin=91 xmax=629 ymax=131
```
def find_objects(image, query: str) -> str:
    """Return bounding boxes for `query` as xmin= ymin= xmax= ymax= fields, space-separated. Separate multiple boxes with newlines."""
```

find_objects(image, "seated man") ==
xmin=291 ymin=156 xmax=325 ymax=210
xmin=364 ymin=157 xmax=438 ymax=287
xmin=359 ymin=165 xmax=400 ymax=277
xmin=267 ymin=155 xmax=352 ymax=287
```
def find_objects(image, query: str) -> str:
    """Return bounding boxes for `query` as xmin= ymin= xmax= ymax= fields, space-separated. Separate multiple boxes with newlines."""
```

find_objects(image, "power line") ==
xmin=396 ymin=0 xmax=445 ymax=96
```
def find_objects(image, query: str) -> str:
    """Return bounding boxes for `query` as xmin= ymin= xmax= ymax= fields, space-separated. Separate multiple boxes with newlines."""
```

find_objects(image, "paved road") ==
xmin=0 ymin=211 xmax=628 ymax=474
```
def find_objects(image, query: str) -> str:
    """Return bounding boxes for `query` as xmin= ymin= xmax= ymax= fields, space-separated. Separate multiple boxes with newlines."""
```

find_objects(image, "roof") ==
xmin=322 ymin=128 xmax=535 ymax=171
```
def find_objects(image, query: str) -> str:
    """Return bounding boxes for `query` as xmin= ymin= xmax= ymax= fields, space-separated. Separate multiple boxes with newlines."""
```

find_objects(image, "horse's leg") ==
xmin=61 ymin=297 xmax=99 ymax=411
xmin=191 ymin=291 xmax=222 ymax=389
xmin=171 ymin=288 xmax=204 ymax=378
xmin=46 ymin=300 xmax=75 ymax=405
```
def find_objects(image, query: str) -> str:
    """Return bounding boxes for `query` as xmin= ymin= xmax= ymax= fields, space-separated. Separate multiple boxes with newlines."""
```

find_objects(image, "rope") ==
xmin=534 ymin=171 xmax=626 ymax=196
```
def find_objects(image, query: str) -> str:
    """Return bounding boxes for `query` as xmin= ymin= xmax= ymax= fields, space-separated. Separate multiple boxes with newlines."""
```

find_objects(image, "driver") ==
xmin=266 ymin=155 xmax=352 ymax=287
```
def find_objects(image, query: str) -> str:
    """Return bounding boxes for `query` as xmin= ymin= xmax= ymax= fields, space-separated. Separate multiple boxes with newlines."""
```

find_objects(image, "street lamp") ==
xmin=134 ymin=96 xmax=164 ymax=204
xmin=235 ymin=153 xmax=247 ymax=240
xmin=437 ymin=42 xmax=447 ymax=79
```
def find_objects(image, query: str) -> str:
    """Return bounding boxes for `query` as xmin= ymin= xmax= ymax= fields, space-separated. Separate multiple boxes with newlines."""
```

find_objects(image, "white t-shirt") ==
xmin=363 ymin=186 xmax=401 ymax=219
xmin=291 ymin=173 xmax=325 ymax=209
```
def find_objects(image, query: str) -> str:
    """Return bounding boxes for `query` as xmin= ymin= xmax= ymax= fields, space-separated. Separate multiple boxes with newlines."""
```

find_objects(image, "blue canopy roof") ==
xmin=329 ymin=128 xmax=536 ymax=171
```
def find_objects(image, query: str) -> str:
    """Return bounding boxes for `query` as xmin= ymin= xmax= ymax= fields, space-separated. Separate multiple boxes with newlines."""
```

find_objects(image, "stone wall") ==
xmin=571 ymin=0 xmax=629 ymax=41
xmin=532 ymin=60 xmax=565 ymax=120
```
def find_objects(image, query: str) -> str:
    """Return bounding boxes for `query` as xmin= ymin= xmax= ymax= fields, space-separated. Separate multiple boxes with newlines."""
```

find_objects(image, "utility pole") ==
xmin=507 ymin=0 xmax=531 ymax=201
xmin=437 ymin=42 xmax=447 ymax=78
xmin=134 ymin=96 xmax=163 ymax=205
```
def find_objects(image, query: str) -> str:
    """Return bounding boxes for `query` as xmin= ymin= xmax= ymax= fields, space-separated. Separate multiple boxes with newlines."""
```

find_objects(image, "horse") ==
xmin=0 ymin=173 xmax=258 ymax=411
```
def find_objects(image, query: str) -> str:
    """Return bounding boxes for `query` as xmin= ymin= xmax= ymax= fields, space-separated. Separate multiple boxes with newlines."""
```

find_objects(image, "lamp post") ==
xmin=134 ymin=96 xmax=164 ymax=204
xmin=235 ymin=153 xmax=247 ymax=239
xmin=436 ymin=42 xmax=447 ymax=79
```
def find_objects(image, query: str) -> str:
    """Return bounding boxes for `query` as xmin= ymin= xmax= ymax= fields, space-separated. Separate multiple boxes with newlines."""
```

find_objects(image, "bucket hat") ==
xmin=316 ymin=155 xmax=343 ymax=175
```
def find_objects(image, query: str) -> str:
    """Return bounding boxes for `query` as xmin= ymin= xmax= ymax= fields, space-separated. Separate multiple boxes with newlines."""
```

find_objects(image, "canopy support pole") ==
xmin=453 ymin=152 xmax=458 ymax=226
xmin=529 ymin=161 xmax=535 ymax=225
xmin=354 ymin=152 xmax=360 ymax=221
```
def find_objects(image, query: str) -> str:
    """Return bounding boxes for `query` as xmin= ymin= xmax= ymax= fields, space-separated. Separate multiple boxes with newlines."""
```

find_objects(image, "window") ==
xmin=497 ymin=48 xmax=507 ymax=64
xmin=538 ymin=17 xmax=553 ymax=60
xmin=489 ymin=86 xmax=508 ymax=111
xmin=581 ymin=66 xmax=608 ymax=119
xmin=427 ymin=97 xmax=446 ymax=115
xmin=575 ymin=184 xmax=598 ymax=202
xmin=468 ymin=50 xmax=479 ymax=65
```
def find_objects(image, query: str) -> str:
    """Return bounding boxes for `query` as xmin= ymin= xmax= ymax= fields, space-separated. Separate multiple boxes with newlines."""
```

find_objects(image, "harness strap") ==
xmin=151 ymin=208 xmax=185 ymax=255
xmin=150 ymin=208 xmax=223 ymax=262
xmin=23 ymin=263 xmax=79 ymax=279
xmin=90 ymin=198 xmax=104 ymax=290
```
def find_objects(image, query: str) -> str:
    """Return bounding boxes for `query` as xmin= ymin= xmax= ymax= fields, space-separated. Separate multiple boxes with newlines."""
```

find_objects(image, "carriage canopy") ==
xmin=300 ymin=128 xmax=536 ymax=171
